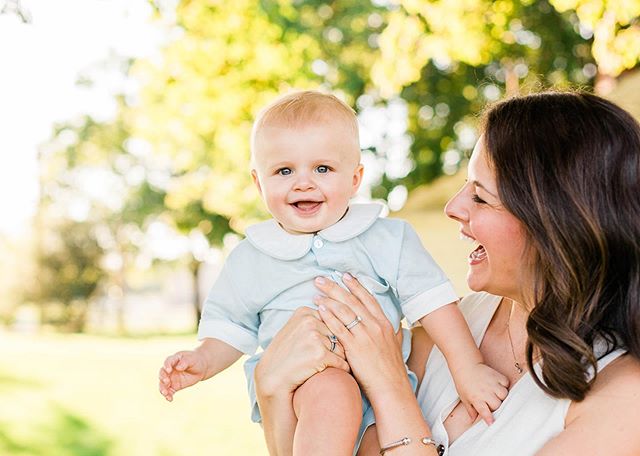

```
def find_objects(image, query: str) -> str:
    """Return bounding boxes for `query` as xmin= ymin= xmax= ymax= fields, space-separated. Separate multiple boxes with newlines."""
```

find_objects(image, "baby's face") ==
xmin=251 ymin=123 xmax=363 ymax=234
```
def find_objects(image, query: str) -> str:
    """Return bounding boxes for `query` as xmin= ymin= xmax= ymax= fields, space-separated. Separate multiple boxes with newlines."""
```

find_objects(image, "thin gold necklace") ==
xmin=507 ymin=300 xmax=524 ymax=374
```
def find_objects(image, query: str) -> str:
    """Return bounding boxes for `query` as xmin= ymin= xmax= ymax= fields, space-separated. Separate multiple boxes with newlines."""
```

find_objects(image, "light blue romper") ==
xmin=197 ymin=203 xmax=458 ymax=450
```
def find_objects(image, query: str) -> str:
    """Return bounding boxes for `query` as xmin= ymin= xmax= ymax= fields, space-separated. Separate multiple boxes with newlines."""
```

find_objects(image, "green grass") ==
xmin=0 ymin=332 xmax=267 ymax=456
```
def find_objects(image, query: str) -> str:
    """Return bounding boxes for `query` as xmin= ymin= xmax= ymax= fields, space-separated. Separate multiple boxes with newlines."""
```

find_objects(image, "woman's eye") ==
xmin=472 ymin=194 xmax=486 ymax=204
xmin=315 ymin=165 xmax=329 ymax=174
xmin=277 ymin=168 xmax=292 ymax=176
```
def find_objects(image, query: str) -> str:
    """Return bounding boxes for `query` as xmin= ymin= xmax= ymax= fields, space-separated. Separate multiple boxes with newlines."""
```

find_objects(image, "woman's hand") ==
xmin=254 ymin=306 xmax=350 ymax=399
xmin=313 ymin=273 xmax=412 ymax=402
xmin=254 ymin=306 xmax=350 ymax=456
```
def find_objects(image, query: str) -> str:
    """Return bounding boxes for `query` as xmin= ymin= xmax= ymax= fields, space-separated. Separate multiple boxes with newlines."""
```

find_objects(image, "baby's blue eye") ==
xmin=316 ymin=165 xmax=329 ymax=174
xmin=278 ymin=168 xmax=292 ymax=176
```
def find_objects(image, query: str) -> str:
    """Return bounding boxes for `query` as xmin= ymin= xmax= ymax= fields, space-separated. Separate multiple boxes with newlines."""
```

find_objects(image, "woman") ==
xmin=254 ymin=92 xmax=640 ymax=455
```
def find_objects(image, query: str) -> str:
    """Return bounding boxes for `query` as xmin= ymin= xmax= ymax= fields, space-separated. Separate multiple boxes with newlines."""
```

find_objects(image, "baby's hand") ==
xmin=453 ymin=363 xmax=509 ymax=425
xmin=158 ymin=350 xmax=208 ymax=402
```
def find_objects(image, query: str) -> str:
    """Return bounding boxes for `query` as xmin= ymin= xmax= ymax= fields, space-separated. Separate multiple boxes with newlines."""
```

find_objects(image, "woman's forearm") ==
xmin=256 ymin=390 xmax=297 ymax=456
xmin=369 ymin=382 xmax=439 ymax=455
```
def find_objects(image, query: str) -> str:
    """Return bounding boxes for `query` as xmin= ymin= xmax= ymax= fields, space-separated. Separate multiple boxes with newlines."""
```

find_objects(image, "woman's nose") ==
xmin=444 ymin=187 xmax=467 ymax=222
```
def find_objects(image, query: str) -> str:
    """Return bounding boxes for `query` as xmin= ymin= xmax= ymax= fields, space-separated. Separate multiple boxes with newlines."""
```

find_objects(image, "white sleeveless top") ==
xmin=416 ymin=292 xmax=627 ymax=456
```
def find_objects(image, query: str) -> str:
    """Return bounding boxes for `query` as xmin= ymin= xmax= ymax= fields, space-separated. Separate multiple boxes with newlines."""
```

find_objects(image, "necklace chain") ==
xmin=507 ymin=300 xmax=524 ymax=374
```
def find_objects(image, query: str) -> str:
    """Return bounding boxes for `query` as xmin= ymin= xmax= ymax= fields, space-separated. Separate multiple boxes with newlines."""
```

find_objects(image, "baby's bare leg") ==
xmin=292 ymin=367 xmax=362 ymax=456
xmin=356 ymin=425 xmax=379 ymax=456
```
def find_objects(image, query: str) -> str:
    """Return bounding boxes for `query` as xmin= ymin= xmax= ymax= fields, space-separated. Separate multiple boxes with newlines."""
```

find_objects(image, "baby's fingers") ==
xmin=483 ymin=394 xmax=504 ymax=415
xmin=163 ymin=353 xmax=180 ymax=373
xmin=463 ymin=400 xmax=478 ymax=423
xmin=158 ymin=367 xmax=171 ymax=385
xmin=475 ymin=402 xmax=494 ymax=425
xmin=158 ymin=372 xmax=172 ymax=401
xmin=326 ymin=351 xmax=351 ymax=374
xmin=495 ymin=383 xmax=509 ymax=401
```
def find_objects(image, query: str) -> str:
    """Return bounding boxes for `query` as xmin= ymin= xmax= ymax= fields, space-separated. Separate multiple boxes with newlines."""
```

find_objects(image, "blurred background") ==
xmin=1 ymin=0 xmax=639 ymax=454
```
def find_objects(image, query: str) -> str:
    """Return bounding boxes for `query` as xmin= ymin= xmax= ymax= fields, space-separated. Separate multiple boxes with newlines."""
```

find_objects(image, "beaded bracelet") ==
xmin=379 ymin=436 xmax=445 ymax=455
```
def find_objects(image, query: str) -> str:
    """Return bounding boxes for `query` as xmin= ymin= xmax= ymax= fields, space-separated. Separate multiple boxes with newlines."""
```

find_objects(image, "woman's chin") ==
xmin=466 ymin=270 xmax=487 ymax=293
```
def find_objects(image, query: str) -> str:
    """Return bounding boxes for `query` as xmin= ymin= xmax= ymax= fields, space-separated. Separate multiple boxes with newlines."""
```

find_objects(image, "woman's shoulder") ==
xmin=583 ymin=353 xmax=640 ymax=403
xmin=565 ymin=354 xmax=640 ymax=454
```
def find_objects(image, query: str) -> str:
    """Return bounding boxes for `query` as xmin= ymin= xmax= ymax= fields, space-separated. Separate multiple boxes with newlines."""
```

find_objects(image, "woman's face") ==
xmin=445 ymin=138 xmax=531 ymax=302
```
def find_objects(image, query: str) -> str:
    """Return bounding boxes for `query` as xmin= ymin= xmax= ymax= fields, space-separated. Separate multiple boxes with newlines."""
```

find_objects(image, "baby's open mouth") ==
xmin=292 ymin=201 xmax=322 ymax=212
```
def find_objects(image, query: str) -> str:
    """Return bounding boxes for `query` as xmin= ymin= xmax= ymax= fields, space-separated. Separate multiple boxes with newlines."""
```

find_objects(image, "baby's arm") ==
xmin=158 ymin=338 xmax=242 ymax=401
xmin=418 ymin=302 xmax=508 ymax=424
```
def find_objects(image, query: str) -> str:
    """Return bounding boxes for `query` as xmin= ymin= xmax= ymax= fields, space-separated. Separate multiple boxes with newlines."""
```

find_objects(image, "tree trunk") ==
xmin=190 ymin=257 xmax=202 ymax=332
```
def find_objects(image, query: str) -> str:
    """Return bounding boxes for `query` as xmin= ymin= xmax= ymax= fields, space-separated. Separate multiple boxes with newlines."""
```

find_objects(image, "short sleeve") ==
xmin=396 ymin=222 xmax=458 ymax=324
xmin=197 ymin=259 xmax=259 ymax=355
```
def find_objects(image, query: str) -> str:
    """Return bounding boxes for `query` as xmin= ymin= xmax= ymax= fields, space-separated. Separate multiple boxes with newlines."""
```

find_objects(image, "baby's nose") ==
xmin=292 ymin=173 xmax=316 ymax=190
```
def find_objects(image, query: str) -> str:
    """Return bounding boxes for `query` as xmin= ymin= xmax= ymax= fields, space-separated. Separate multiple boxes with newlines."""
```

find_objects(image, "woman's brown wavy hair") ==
xmin=482 ymin=91 xmax=640 ymax=401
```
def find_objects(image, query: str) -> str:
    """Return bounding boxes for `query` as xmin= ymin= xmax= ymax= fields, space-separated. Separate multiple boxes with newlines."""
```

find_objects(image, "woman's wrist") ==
xmin=255 ymin=388 xmax=296 ymax=456
xmin=364 ymin=365 xmax=416 ymax=408
xmin=369 ymin=380 xmax=421 ymax=419
xmin=254 ymin=361 xmax=285 ymax=399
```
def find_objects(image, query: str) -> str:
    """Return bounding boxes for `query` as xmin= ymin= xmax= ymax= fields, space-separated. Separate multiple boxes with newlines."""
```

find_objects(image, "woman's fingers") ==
xmin=341 ymin=273 xmax=388 ymax=322
xmin=317 ymin=299 xmax=357 ymax=346
xmin=323 ymin=333 xmax=346 ymax=359
xmin=325 ymin=351 xmax=351 ymax=373
xmin=314 ymin=276 xmax=373 ymax=320
xmin=296 ymin=305 xmax=323 ymax=320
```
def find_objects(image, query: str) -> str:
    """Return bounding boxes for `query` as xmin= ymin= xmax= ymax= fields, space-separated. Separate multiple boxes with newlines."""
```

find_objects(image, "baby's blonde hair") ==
xmin=250 ymin=90 xmax=360 ymax=165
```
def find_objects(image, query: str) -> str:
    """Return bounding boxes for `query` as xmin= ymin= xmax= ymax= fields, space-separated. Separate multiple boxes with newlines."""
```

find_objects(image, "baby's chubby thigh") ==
xmin=293 ymin=367 xmax=363 ymax=422
xmin=293 ymin=367 xmax=362 ymax=432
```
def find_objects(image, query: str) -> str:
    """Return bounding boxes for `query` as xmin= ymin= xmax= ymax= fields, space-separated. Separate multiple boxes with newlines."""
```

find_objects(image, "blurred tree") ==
xmin=30 ymin=0 xmax=639 ymax=333
xmin=134 ymin=0 xmax=638 ymax=215
xmin=34 ymin=104 xmax=232 ymax=331
xmin=29 ymin=219 xmax=105 ymax=332
xmin=550 ymin=0 xmax=640 ymax=77
xmin=0 ymin=0 xmax=32 ymax=23
xmin=375 ymin=0 xmax=599 ymax=191
xmin=127 ymin=0 xmax=384 ymax=325
xmin=32 ymin=112 xmax=158 ymax=333
xmin=131 ymin=0 xmax=387 ymax=232
xmin=32 ymin=116 xmax=120 ymax=332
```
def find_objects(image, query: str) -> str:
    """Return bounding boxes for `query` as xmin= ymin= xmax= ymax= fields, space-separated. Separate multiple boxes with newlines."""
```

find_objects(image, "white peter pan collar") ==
xmin=245 ymin=203 xmax=383 ymax=261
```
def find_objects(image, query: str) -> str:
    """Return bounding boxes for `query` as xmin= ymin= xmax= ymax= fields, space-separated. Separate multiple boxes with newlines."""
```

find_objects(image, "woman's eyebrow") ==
xmin=471 ymin=180 xmax=498 ymax=198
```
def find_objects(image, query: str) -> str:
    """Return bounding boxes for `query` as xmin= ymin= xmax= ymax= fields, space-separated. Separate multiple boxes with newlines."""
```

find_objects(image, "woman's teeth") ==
xmin=469 ymin=244 xmax=487 ymax=261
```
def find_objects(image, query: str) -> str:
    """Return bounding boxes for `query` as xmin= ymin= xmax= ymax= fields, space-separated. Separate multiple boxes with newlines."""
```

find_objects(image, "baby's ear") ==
xmin=352 ymin=163 xmax=364 ymax=193
xmin=251 ymin=169 xmax=263 ymax=196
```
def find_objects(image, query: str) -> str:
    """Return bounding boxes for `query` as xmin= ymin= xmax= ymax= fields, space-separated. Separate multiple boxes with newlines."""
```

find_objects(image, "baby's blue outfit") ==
xmin=198 ymin=203 xmax=458 ymax=450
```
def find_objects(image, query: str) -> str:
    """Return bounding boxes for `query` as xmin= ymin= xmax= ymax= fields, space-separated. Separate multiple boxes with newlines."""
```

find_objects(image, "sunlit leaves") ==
xmin=129 ymin=0 xmax=328 ymax=231
xmin=373 ymin=0 xmax=638 ymax=97
xmin=549 ymin=0 xmax=639 ymax=75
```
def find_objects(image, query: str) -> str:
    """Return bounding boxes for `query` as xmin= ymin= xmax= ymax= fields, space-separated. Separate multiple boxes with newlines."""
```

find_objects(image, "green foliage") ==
xmin=28 ymin=220 xmax=105 ymax=332
xmin=29 ymin=0 xmax=638 ymax=331
xmin=550 ymin=0 xmax=640 ymax=76
xmin=133 ymin=0 xmax=390 ymax=232
xmin=393 ymin=0 xmax=596 ymax=191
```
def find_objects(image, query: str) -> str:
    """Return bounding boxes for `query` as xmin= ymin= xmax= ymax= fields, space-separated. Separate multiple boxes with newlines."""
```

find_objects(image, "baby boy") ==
xmin=158 ymin=90 xmax=507 ymax=455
